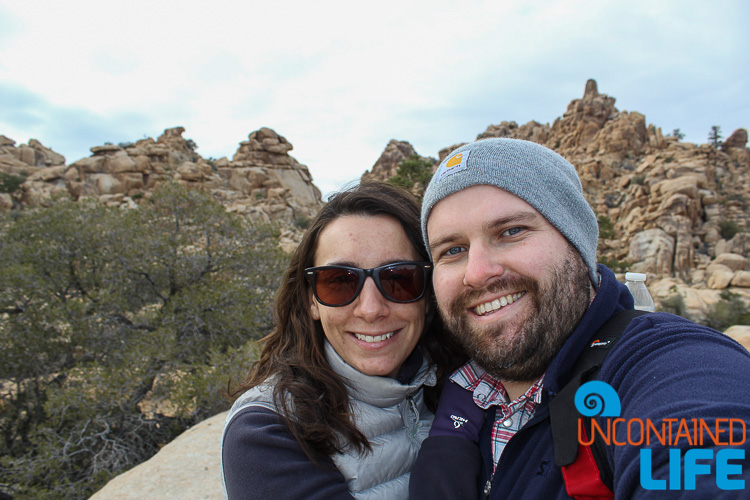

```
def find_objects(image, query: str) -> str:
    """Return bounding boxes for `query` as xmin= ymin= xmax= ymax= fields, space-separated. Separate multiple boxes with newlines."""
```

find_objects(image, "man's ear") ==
xmin=310 ymin=294 xmax=321 ymax=321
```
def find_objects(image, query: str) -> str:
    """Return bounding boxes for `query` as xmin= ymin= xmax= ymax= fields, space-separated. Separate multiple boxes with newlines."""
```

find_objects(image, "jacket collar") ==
xmin=324 ymin=341 xmax=437 ymax=408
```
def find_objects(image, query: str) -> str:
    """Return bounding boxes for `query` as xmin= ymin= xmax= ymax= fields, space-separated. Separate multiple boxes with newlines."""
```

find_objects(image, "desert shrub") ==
xmin=388 ymin=155 xmax=433 ymax=198
xmin=597 ymin=255 xmax=630 ymax=273
xmin=658 ymin=293 xmax=688 ymax=319
xmin=703 ymin=291 xmax=750 ymax=332
xmin=597 ymin=215 xmax=616 ymax=240
xmin=0 ymin=183 xmax=288 ymax=498
xmin=719 ymin=219 xmax=740 ymax=240
xmin=631 ymin=174 xmax=646 ymax=186
xmin=0 ymin=172 xmax=26 ymax=193
xmin=294 ymin=215 xmax=311 ymax=230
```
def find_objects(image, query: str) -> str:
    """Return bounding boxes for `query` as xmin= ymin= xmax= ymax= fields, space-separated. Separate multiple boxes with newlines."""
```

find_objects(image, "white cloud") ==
xmin=0 ymin=0 xmax=748 ymax=195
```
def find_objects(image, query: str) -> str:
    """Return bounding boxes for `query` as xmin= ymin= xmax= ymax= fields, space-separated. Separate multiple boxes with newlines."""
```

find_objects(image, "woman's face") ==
xmin=310 ymin=214 xmax=426 ymax=378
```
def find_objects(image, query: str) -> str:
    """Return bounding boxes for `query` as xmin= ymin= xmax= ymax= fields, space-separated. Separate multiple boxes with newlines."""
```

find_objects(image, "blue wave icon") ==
xmin=574 ymin=381 xmax=621 ymax=417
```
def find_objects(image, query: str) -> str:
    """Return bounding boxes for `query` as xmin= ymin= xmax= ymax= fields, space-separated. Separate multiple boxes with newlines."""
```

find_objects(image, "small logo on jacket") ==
xmin=450 ymin=414 xmax=469 ymax=428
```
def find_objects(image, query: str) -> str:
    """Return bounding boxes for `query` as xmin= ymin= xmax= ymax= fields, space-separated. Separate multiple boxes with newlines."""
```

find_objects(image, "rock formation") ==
xmin=361 ymin=139 xmax=432 ymax=182
xmin=363 ymin=79 xmax=750 ymax=323
xmin=0 ymin=127 xmax=323 ymax=228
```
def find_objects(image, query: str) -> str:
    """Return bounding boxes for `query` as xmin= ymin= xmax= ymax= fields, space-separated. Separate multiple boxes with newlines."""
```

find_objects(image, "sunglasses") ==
xmin=305 ymin=261 xmax=432 ymax=307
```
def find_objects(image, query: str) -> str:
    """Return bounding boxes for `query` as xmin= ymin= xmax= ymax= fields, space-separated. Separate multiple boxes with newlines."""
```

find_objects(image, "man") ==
xmin=409 ymin=138 xmax=750 ymax=498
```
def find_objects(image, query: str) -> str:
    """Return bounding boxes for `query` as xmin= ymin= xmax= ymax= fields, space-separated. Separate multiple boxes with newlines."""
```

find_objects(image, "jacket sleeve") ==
xmin=222 ymin=406 xmax=354 ymax=500
xmin=601 ymin=313 xmax=750 ymax=499
xmin=409 ymin=435 xmax=482 ymax=499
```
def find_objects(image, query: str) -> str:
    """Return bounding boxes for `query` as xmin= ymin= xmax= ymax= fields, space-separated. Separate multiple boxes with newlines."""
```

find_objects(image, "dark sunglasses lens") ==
xmin=314 ymin=268 xmax=361 ymax=305
xmin=379 ymin=264 xmax=425 ymax=302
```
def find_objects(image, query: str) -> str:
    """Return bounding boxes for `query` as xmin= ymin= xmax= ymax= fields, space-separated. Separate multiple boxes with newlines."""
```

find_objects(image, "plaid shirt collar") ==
xmin=449 ymin=360 xmax=544 ymax=416
xmin=451 ymin=361 xmax=545 ymax=472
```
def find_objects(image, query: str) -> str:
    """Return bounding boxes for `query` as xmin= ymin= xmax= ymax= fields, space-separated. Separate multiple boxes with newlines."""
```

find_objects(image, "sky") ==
xmin=0 ymin=0 xmax=748 ymax=199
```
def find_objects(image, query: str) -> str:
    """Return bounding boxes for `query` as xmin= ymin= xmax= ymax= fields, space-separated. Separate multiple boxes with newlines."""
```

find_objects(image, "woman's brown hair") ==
xmin=231 ymin=181 xmax=465 ymax=460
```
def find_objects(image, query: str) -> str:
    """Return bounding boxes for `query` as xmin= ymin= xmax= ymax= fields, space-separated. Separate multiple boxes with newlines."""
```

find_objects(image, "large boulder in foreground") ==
xmin=91 ymin=411 xmax=227 ymax=499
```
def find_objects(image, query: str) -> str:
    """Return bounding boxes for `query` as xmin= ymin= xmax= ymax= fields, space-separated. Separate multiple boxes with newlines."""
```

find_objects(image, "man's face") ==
xmin=426 ymin=185 xmax=592 ymax=382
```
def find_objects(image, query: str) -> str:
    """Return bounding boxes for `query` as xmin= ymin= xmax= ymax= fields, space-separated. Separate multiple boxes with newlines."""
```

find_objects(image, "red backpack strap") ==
xmin=550 ymin=309 xmax=648 ymax=499
xmin=560 ymin=424 xmax=614 ymax=500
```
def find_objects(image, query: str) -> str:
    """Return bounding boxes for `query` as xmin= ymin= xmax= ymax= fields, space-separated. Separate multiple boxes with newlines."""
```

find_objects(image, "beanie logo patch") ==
xmin=437 ymin=150 xmax=469 ymax=181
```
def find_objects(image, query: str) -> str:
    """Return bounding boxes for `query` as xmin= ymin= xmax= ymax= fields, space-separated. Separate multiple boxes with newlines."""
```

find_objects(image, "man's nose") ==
xmin=353 ymin=277 xmax=390 ymax=321
xmin=462 ymin=244 xmax=505 ymax=289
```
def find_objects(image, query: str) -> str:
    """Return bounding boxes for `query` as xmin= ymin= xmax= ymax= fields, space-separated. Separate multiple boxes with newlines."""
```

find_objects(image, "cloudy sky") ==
xmin=1 ymin=0 xmax=747 ymax=198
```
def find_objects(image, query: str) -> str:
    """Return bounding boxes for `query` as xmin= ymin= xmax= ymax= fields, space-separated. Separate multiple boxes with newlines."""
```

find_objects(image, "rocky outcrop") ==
xmin=366 ymin=79 xmax=750 ymax=320
xmin=0 ymin=135 xmax=66 ymax=172
xmin=723 ymin=128 xmax=748 ymax=151
xmin=1 ymin=127 xmax=324 ymax=227
xmin=0 ymin=135 xmax=67 ymax=209
xmin=224 ymin=127 xmax=323 ymax=223
xmin=361 ymin=139 xmax=429 ymax=182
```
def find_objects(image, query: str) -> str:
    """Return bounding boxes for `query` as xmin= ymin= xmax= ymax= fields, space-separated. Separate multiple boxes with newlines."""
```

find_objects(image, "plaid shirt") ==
xmin=450 ymin=361 xmax=544 ymax=472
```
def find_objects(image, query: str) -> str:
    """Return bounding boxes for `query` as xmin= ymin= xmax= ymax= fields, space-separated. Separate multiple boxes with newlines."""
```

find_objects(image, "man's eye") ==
xmin=444 ymin=246 xmax=464 ymax=256
xmin=502 ymin=227 xmax=523 ymax=237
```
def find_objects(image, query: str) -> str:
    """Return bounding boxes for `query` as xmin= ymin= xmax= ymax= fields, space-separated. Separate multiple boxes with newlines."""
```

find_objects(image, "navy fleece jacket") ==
xmin=410 ymin=265 xmax=750 ymax=499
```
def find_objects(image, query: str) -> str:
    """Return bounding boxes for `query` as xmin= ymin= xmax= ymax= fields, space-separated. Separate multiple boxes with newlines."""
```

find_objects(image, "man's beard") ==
xmin=440 ymin=248 xmax=592 ymax=382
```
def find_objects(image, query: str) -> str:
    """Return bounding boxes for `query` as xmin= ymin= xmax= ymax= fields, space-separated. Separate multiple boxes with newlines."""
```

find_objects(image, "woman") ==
xmin=221 ymin=182 xmax=464 ymax=499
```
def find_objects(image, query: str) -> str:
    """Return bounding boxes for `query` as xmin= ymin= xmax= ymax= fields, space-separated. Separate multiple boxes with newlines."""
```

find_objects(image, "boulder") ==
xmin=707 ymin=263 xmax=735 ymax=290
xmin=714 ymin=253 xmax=748 ymax=271
xmin=627 ymin=229 xmax=675 ymax=275
xmin=724 ymin=325 xmax=750 ymax=351
xmin=90 ymin=411 xmax=226 ymax=499
xmin=722 ymin=128 xmax=748 ymax=151
xmin=731 ymin=271 xmax=750 ymax=288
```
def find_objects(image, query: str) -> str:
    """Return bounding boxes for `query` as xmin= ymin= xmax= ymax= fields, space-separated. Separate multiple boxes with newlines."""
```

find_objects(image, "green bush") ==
xmin=631 ymin=174 xmax=646 ymax=186
xmin=0 ymin=172 xmax=26 ymax=193
xmin=719 ymin=220 xmax=740 ymax=240
xmin=387 ymin=155 xmax=433 ymax=198
xmin=597 ymin=255 xmax=630 ymax=273
xmin=658 ymin=293 xmax=688 ymax=318
xmin=597 ymin=215 xmax=616 ymax=240
xmin=294 ymin=215 xmax=311 ymax=230
xmin=704 ymin=291 xmax=750 ymax=332
xmin=0 ymin=183 xmax=288 ymax=498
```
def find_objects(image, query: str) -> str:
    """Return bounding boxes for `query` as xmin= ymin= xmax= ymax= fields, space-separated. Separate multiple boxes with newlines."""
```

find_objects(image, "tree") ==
xmin=670 ymin=128 xmax=685 ymax=141
xmin=708 ymin=125 xmax=723 ymax=148
xmin=708 ymin=126 xmax=723 ymax=169
xmin=387 ymin=155 xmax=434 ymax=199
xmin=0 ymin=183 xmax=288 ymax=498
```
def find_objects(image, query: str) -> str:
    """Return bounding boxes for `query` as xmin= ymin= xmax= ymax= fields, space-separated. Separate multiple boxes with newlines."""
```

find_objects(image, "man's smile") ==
xmin=472 ymin=292 xmax=526 ymax=316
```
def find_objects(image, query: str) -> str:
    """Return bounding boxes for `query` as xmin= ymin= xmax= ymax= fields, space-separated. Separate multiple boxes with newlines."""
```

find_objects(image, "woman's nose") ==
xmin=353 ymin=277 xmax=390 ymax=321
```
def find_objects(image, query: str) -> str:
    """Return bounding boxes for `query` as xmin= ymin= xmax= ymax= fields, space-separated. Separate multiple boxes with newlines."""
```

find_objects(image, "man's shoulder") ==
xmin=602 ymin=311 xmax=750 ymax=383
xmin=618 ymin=311 xmax=738 ymax=346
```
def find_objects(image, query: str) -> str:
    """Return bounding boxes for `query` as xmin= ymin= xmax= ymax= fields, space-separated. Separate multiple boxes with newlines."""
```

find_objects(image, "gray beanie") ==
xmin=421 ymin=138 xmax=600 ymax=287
